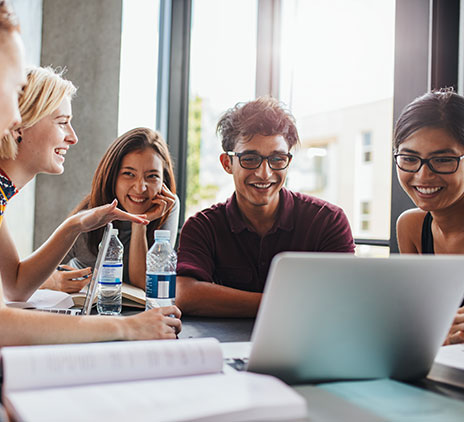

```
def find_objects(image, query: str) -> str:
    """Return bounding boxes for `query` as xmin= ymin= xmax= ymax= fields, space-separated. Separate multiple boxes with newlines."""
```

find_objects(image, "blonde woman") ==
xmin=0 ymin=1 xmax=181 ymax=345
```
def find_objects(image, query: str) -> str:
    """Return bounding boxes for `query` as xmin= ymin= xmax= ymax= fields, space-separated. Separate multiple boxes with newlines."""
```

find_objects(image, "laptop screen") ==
xmin=82 ymin=223 xmax=112 ymax=315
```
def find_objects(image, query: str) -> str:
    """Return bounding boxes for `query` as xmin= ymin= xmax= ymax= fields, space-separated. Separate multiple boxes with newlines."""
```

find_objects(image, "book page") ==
xmin=2 ymin=338 xmax=222 ymax=392
xmin=72 ymin=283 xmax=145 ymax=307
xmin=6 ymin=372 xmax=307 ymax=422
xmin=433 ymin=344 xmax=464 ymax=369
xmin=5 ymin=289 xmax=74 ymax=310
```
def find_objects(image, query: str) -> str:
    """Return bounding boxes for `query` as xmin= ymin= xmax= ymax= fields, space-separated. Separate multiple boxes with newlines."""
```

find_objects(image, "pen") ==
xmin=56 ymin=265 xmax=91 ymax=279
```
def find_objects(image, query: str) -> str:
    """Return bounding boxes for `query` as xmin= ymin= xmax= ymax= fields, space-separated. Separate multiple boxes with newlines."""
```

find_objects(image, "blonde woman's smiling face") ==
xmin=18 ymin=97 xmax=78 ymax=175
xmin=115 ymin=148 xmax=164 ymax=214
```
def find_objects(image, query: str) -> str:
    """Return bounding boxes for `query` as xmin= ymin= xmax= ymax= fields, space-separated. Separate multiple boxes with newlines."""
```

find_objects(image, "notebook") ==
xmin=33 ymin=223 xmax=113 ymax=316
xmin=242 ymin=252 xmax=464 ymax=384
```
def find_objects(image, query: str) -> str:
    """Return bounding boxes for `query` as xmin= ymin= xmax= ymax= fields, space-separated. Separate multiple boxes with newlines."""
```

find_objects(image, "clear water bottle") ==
xmin=146 ymin=230 xmax=176 ymax=310
xmin=97 ymin=228 xmax=123 ymax=315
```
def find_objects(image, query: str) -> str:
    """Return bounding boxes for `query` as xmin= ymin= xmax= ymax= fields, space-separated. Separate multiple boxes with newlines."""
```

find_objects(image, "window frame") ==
xmin=157 ymin=0 xmax=461 ymax=251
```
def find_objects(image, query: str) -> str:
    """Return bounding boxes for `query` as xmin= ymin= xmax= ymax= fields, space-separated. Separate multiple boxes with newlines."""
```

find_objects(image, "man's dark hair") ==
xmin=216 ymin=96 xmax=300 ymax=151
xmin=394 ymin=88 xmax=464 ymax=150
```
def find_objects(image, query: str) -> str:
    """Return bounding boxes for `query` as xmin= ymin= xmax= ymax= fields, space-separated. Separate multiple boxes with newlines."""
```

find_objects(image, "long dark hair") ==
xmin=73 ymin=127 xmax=176 ymax=255
xmin=393 ymin=88 xmax=464 ymax=151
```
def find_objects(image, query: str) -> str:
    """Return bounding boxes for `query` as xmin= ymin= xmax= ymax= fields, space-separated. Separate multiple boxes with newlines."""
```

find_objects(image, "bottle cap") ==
xmin=154 ymin=230 xmax=170 ymax=240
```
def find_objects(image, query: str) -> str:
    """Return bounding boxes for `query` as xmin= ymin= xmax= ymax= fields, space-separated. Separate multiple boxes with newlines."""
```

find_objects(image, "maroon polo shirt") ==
xmin=177 ymin=188 xmax=354 ymax=292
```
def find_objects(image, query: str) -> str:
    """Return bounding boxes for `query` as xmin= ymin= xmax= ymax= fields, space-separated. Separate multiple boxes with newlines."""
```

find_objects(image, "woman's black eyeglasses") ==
xmin=394 ymin=153 xmax=464 ymax=174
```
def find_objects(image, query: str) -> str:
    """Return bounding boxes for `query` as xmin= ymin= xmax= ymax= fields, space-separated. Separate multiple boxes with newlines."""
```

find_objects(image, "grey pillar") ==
xmin=35 ymin=0 xmax=123 ymax=248
xmin=389 ymin=0 xmax=431 ymax=252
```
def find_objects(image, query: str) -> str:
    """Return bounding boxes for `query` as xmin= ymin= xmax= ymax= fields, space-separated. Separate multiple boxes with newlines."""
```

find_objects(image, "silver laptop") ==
xmin=246 ymin=252 xmax=464 ymax=383
xmin=35 ymin=223 xmax=113 ymax=316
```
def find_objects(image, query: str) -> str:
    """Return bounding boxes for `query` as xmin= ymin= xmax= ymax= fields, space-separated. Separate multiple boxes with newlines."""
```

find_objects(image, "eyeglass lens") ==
xmin=239 ymin=153 xmax=290 ymax=169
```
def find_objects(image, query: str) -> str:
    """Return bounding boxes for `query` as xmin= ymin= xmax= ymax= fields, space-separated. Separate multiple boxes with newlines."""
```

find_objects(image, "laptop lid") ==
xmin=247 ymin=252 xmax=464 ymax=383
xmin=81 ymin=223 xmax=112 ymax=315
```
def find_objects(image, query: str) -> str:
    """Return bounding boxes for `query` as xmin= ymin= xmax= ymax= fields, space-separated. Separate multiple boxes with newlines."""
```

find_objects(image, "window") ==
xmin=118 ymin=0 xmax=160 ymax=135
xmin=185 ymin=0 xmax=258 ymax=218
xmin=362 ymin=131 xmax=373 ymax=163
xmin=281 ymin=0 xmax=395 ymax=244
xmin=360 ymin=200 xmax=371 ymax=232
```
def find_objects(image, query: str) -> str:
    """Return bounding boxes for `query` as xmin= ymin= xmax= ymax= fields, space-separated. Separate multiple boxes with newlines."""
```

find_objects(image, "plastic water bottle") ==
xmin=97 ymin=228 xmax=123 ymax=315
xmin=146 ymin=230 xmax=176 ymax=310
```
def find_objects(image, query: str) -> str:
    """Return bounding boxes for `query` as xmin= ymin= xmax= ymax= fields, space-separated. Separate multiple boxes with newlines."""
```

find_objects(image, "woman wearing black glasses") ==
xmin=394 ymin=88 xmax=464 ymax=344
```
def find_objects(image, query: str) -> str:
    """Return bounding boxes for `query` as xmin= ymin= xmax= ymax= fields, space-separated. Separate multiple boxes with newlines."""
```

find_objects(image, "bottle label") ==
xmin=99 ymin=263 xmax=123 ymax=285
xmin=146 ymin=273 xmax=176 ymax=299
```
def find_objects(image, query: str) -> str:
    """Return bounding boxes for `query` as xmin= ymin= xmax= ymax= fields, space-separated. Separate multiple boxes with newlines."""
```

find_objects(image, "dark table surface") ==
xmin=178 ymin=316 xmax=255 ymax=342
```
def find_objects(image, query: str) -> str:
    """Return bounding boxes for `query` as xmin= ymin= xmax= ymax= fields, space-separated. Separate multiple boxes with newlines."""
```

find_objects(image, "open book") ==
xmin=427 ymin=344 xmax=464 ymax=388
xmin=72 ymin=282 xmax=146 ymax=308
xmin=5 ymin=289 xmax=74 ymax=310
xmin=2 ymin=338 xmax=307 ymax=422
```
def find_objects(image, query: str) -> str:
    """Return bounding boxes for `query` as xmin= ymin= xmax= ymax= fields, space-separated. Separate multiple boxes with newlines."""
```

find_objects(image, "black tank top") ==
xmin=421 ymin=212 xmax=464 ymax=306
xmin=421 ymin=212 xmax=434 ymax=254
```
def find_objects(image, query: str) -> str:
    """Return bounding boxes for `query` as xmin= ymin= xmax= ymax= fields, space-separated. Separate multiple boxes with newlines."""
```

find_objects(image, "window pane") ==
xmin=118 ymin=0 xmax=160 ymax=135
xmin=281 ymin=0 xmax=395 ymax=242
xmin=186 ymin=0 xmax=258 ymax=218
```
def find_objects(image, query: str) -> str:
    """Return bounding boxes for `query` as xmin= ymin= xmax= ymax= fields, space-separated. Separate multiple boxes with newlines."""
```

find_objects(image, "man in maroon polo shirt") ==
xmin=176 ymin=97 xmax=355 ymax=317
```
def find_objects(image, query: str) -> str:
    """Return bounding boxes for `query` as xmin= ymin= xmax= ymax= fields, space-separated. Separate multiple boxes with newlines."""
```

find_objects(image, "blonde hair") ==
xmin=0 ymin=66 xmax=77 ymax=159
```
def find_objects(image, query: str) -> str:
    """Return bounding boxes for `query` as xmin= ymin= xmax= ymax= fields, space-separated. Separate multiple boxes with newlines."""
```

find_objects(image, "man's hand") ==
xmin=123 ymin=306 xmax=182 ymax=340
xmin=444 ymin=306 xmax=464 ymax=345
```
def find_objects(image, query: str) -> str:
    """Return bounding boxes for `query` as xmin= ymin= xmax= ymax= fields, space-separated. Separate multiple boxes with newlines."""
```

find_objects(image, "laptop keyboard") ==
xmin=34 ymin=308 xmax=81 ymax=315
xmin=224 ymin=357 xmax=249 ymax=371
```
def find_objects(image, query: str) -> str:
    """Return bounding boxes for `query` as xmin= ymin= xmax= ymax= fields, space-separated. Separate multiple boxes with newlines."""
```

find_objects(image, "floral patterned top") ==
xmin=0 ymin=169 xmax=18 ymax=226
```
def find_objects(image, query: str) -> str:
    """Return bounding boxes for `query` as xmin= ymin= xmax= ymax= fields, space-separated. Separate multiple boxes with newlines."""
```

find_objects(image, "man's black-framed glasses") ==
xmin=226 ymin=151 xmax=292 ymax=170
xmin=394 ymin=153 xmax=464 ymax=174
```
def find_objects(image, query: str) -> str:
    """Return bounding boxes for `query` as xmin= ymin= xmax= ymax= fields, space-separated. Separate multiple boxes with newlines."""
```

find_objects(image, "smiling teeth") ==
xmin=253 ymin=183 xmax=272 ymax=188
xmin=55 ymin=148 xmax=66 ymax=155
xmin=416 ymin=187 xmax=442 ymax=194
xmin=129 ymin=197 xmax=146 ymax=203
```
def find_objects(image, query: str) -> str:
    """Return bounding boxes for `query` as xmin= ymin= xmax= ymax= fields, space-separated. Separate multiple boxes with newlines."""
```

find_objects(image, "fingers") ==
xmin=112 ymin=207 xmax=149 ymax=225
xmin=160 ymin=183 xmax=176 ymax=199
xmin=60 ymin=277 xmax=90 ymax=293
xmin=61 ymin=267 xmax=92 ymax=280
xmin=446 ymin=330 xmax=464 ymax=345
xmin=160 ymin=305 xmax=182 ymax=319
xmin=164 ymin=315 xmax=182 ymax=334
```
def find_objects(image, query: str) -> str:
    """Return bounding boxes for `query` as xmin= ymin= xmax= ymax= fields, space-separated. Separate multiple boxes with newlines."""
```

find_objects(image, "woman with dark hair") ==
xmin=394 ymin=88 xmax=464 ymax=345
xmin=43 ymin=127 xmax=179 ymax=292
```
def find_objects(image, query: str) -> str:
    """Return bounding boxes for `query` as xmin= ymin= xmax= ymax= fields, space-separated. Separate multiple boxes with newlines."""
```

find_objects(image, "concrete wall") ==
xmin=35 ymin=0 xmax=123 ymax=248
xmin=5 ymin=0 xmax=43 ymax=258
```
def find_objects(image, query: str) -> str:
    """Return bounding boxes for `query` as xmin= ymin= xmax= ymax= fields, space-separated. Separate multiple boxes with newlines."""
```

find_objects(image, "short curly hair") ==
xmin=216 ymin=96 xmax=300 ymax=151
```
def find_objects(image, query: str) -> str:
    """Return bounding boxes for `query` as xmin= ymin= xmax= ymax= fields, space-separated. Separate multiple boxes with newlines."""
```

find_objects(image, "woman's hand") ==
xmin=123 ymin=306 xmax=182 ymax=340
xmin=444 ymin=306 xmax=464 ymax=345
xmin=145 ymin=184 xmax=176 ymax=222
xmin=74 ymin=199 xmax=149 ymax=233
xmin=42 ymin=265 xmax=92 ymax=293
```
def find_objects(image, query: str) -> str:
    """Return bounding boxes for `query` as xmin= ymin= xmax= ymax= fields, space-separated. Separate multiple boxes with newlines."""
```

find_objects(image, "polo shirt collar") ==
xmin=225 ymin=187 xmax=295 ymax=234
